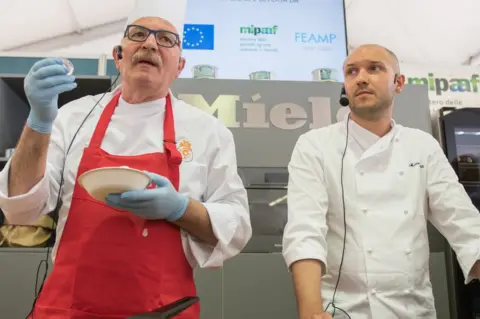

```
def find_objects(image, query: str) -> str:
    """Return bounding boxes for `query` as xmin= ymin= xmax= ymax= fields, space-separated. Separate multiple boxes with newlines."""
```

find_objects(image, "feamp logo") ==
xmin=240 ymin=25 xmax=278 ymax=36
xmin=407 ymin=73 xmax=480 ymax=96
xmin=294 ymin=32 xmax=336 ymax=44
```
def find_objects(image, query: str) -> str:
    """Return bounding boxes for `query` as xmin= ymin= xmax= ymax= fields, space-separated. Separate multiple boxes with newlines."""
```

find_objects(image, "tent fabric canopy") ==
xmin=1 ymin=0 xmax=479 ymax=66
xmin=0 ymin=0 xmax=134 ymax=57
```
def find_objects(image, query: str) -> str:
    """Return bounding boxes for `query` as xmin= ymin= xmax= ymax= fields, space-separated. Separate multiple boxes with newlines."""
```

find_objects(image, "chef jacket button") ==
xmin=404 ymin=210 xmax=408 ymax=215
xmin=359 ymin=171 xmax=365 ymax=176
xmin=405 ymin=248 xmax=411 ymax=255
xmin=367 ymin=248 xmax=373 ymax=254
xmin=142 ymin=228 xmax=148 ymax=237
xmin=395 ymin=138 xmax=399 ymax=142
xmin=362 ymin=208 xmax=368 ymax=213
xmin=399 ymin=171 xmax=404 ymax=176
xmin=404 ymin=288 xmax=412 ymax=294
xmin=371 ymin=288 xmax=376 ymax=295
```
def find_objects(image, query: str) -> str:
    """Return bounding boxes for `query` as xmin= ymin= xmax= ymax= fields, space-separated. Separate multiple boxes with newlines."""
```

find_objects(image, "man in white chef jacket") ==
xmin=0 ymin=0 xmax=251 ymax=318
xmin=283 ymin=44 xmax=480 ymax=319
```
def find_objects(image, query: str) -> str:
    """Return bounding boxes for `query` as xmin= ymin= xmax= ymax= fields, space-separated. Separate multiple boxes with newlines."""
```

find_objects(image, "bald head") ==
xmin=347 ymin=44 xmax=400 ymax=73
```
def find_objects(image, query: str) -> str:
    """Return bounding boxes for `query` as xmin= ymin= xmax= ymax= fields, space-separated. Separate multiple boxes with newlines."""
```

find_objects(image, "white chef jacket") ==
xmin=0 ymin=88 xmax=252 ymax=268
xmin=283 ymin=113 xmax=480 ymax=319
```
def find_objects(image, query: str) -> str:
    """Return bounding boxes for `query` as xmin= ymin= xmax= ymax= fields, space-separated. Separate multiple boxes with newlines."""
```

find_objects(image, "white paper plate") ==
xmin=78 ymin=166 xmax=152 ymax=202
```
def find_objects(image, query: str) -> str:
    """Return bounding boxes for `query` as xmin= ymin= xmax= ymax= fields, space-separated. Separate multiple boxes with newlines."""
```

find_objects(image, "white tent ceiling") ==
xmin=1 ymin=0 xmax=480 ymax=66
xmin=0 ymin=0 xmax=134 ymax=57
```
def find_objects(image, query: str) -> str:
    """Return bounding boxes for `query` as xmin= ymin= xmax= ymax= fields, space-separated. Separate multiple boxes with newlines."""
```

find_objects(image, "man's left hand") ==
xmin=105 ymin=171 xmax=189 ymax=221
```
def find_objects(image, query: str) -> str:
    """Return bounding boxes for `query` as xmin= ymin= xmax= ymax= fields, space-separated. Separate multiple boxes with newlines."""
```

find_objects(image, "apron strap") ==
xmin=163 ymin=94 xmax=183 ymax=191
xmin=89 ymin=91 xmax=121 ymax=149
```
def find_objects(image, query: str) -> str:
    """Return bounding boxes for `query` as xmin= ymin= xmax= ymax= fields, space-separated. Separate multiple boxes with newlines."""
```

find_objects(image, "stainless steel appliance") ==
xmin=439 ymin=106 xmax=480 ymax=319
xmin=239 ymin=167 xmax=288 ymax=254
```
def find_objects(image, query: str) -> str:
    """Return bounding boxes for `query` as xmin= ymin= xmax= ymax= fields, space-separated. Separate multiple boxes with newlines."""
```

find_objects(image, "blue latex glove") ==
xmin=105 ymin=172 xmax=189 ymax=221
xmin=24 ymin=57 xmax=77 ymax=133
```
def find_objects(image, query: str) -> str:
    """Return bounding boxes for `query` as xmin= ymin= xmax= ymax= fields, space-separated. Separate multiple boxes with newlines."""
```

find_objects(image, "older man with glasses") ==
xmin=0 ymin=0 xmax=251 ymax=318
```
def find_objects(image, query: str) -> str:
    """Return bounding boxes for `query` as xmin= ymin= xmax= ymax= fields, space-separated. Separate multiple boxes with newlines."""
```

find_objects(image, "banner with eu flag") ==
xmin=180 ymin=0 xmax=347 ymax=82
xmin=183 ymin=24 xmax=215 ymax=50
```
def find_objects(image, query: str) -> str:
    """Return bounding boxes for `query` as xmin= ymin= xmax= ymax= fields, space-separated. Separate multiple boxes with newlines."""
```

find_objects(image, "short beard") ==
xmin=350 ymin=98 xmax=391 ymax=121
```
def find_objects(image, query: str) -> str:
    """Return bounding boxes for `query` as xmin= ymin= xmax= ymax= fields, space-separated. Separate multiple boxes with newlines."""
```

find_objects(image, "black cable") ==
xmin=324 ymin=114 xmax=351 ymax=318
xmin=26 ymin=73 xmax=120 ymax=319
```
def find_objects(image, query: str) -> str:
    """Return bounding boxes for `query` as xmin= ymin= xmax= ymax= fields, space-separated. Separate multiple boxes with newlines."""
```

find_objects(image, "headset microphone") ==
xmin=339 ymin=86 xmax=349 ymax=107
xmin=115 ymin=45 xmax=123 ymax=60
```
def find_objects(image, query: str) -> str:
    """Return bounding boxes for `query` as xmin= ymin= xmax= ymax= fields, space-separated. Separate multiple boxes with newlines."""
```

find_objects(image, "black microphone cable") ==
xmin=324 ymin=87 xmax=351 ymax=318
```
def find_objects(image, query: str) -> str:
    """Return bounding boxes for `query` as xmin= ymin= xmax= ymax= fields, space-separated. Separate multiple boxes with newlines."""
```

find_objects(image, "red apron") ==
xmin=31 ymin=92 xmax=199 ymax=319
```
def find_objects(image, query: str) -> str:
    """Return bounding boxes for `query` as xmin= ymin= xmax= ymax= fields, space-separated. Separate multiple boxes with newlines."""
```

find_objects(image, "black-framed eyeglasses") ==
xmin=124 ymin=24 xmax=180 ymax=48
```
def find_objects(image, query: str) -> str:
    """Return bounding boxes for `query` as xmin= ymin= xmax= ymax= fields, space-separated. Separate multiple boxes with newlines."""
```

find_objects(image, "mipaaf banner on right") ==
xmin=400 ymin=63 xmax=480 ymax=112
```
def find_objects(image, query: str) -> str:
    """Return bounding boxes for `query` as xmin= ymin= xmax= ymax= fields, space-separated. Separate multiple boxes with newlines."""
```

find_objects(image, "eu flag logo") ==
xmin=183 ymin=24 xmax=215 ymax=50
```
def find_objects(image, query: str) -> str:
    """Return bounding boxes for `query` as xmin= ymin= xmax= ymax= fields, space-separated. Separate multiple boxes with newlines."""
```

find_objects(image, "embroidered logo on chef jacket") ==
xmin=177 ymin=139 xmax=193 ymax=162
xmin=409 ymin=162 xmax=424 ymax=168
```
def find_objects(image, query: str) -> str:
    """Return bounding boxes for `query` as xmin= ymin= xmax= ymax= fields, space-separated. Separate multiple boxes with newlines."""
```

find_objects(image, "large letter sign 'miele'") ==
xmin=178 ymin=93 xmax=344 ymax=130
